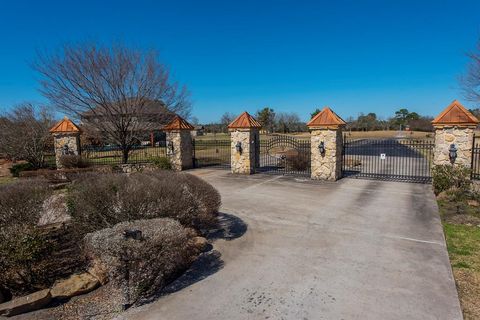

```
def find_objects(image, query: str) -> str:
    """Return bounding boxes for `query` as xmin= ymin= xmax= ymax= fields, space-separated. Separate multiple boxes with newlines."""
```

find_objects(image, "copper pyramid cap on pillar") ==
xmin=163 ymin=115 xmax=195 ymax=131
xmin=228 ymin=112 xmax=262 ymax=129
xmin=307 ymin=107 xmax=346 ymax=129
xmin=49 ymin=116 xmax=81 ymax=133
xmin=432 ymin=100 xmax=479 ymax=127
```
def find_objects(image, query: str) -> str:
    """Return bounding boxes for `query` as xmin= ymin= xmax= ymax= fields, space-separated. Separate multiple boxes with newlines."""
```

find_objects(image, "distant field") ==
xmin=196 ymin=130 xmax=433 ymax=140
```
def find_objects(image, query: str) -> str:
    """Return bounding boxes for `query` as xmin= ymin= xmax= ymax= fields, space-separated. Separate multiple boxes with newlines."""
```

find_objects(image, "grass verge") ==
xmin=441 ymin=210 xmax=480 ymax=319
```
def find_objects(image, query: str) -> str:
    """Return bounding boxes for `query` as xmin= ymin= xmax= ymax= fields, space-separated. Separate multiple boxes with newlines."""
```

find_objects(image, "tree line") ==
xmin=203 ymin=107 xmax=434 ymax=134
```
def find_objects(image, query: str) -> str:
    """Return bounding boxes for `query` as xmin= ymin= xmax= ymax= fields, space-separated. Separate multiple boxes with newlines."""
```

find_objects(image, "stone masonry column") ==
xmin=432 ymin=100 xmax=479 ymax=167
xmin=228 ymin=112 xmax=262 ymax=174
xmin=49 ymin=117 xmax=81 ymax=169
xmin=164 ymin=116 xmax=195 ymax=171
xmin=307 ymin=107 xmax=346 ymax=181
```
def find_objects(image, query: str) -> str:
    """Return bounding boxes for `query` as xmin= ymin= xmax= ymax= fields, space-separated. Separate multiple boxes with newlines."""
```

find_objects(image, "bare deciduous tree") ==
xmin=276 ymin=112 xmax=302 ymax=133
xmin=220 ymin=112 xmax=237 ymax=132
xmin=34 ymin=42 xmax=191 ymax=163
xmin=463 ymin=40 xmax=480 ymax=104
xmin=0 ymin=103 xmax=54 ymax=168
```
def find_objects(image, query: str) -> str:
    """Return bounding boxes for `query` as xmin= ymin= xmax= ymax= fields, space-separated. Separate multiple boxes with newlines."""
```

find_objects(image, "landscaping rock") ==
xmin=50 ymin=273 xmax=100 ymax=300
xmin=87 ymin=259 xmax=110 ymax=285
xmin=192 ymin=236 xmax=208 ymax=252
xmin=39 ymin=193 xmax=70 ymax=226
xmin=0 ymin=289 xmax=51 ymax=317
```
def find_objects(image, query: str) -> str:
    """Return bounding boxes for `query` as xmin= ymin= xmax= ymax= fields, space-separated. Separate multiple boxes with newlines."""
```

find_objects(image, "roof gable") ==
xmin=163 ymin=115 xmax=195 ymax=131
xmin=49 ymin=117 xmax=81 ymax=133
xmin=307 ymin=107 xmax=346 ymax=128
xmin=228 ymin=112 xmax=262 ymax=129
xmin=432 ymin=100 xmax=479 ymax=127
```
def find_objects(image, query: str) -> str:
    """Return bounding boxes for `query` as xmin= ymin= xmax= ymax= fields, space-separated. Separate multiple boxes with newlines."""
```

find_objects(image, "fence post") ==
xmin=164 ymin=116 xmax=194 ymax=171
xmin=49 ymin=117 xmax=81 ymax=169
xmin=307 ymin=107 xmax=346 ymax=181
xmin=228 ymin=112 xmax=261 ymax=174
xmin=432 ymin=100 xmax=479 ymax=168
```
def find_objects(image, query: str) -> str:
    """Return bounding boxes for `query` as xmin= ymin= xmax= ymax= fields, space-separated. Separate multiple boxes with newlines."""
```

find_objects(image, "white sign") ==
xmin=380 ymin=153 xmax=386 ymax=160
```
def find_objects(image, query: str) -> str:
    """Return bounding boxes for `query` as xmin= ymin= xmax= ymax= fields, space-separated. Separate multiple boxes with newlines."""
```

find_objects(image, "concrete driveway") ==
xmin=121 ymin=169 xmax=462 ymax=320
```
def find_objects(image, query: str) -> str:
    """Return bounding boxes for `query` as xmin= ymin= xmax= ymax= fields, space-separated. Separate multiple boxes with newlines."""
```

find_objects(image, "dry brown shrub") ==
xmin=84 ymin=218 xmax=197 ymax=304
xmin=67 ymin=171 xmax=221 ymax=235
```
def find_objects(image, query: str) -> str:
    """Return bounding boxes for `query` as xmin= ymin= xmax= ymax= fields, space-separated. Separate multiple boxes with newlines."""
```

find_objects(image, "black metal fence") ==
xmin=192 ymin=139 xmax=231 ymax=168
xmin=257 ymin=135 xmax=311 ymax=177
xmin=82 ymin=144 xmax=167 ymax=166
xmin=342 ymin=137 xmax=434 ymax=183
xmin=472 ymin=136 xmax=480 ymax=180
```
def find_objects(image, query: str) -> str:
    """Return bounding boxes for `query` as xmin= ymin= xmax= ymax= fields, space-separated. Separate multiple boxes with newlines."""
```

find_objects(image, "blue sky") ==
xmin=0 ymin=0 xmax=479 ymax=123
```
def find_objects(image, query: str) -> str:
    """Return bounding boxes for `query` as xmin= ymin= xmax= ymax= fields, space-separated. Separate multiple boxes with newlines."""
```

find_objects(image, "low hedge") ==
xmin=67 ymin=171 xmax=221 ymax=235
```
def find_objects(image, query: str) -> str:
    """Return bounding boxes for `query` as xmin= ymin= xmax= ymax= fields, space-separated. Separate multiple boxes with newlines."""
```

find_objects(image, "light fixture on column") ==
xmin=167 ymin=141 xmax=174 ymax=153
xmin=318 ymin=141 xmax=325 ymax=155
xmin=236 ymin=141 xmax=242 ymax=154
xmin=449 ymin=143 xmax=457 ymax=164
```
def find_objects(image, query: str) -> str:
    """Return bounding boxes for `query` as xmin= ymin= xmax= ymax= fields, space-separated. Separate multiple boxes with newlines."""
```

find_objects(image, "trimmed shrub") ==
xmin=66 ymin=171 xmax=221 ymax=235
xmin=150 ymin=156 xmax=172 ymax=170
xmin=59 ymin=155 xmax=90 ymax=169
xmin=84 ymin=218 xmax=198 ymax=304
xmin=432 ymin=164 xmax=471 ymax=195
xmin=9 ymin=162 xmax=34 ymax=177
xmin=286 ymin=154 xmax=309 ymax=171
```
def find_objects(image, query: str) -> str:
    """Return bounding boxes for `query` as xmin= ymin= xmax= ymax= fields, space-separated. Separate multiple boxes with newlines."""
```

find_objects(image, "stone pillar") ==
xmin=306 ymin=107 xmax=346 ymax=181
xmin=229 ymin=128 xmax=260 ymax=174
xmin=432 ymin=100 xmax=479 ymax=167
xmin=166 ymin=130 xmax=193 ymax=171
xmin=310 ymin=128 xmax=343 ymax=180
xmin=228 ymin=112 xmax=262 ymax=174
xmin=49 ymin=117 xmax=81 ymax=169
xmin=164 ymin=116 xmax=194 ymax=171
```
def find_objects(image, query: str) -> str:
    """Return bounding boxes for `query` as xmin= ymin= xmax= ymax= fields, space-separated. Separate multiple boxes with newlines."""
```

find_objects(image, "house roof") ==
xmin=82 ymin=99 xmax=171 ymax=116
xmin=307 ymin=107 xmax=346 ymax=128
xmin=81 ymin=99 xmax=177 ymax=131
xmin=163 ymin=115 xmax=195 ymax=131
xmin=228 ymin=112 xmax=262 ymax=129
xmin=49 ymin=117 xmax=81 ymax=134
xmin=432 ymin=100 xmax=479 ymax=127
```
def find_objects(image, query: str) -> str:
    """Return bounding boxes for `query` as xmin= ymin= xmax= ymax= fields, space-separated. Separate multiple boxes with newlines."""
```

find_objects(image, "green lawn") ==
xmin=439 ymin=198 xmax=480 ymax=320
xmin=444 ymin=223 xmax=480 ymax=270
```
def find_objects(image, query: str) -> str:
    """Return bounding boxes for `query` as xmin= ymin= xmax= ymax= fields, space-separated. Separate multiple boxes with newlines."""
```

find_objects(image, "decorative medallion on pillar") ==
xmin=163 ymin=115 xmax=195 ymax=171
xmin=228 ymin=112 xmax=262 ymax=174
xmin=307 ymin=107 xmax=346 ymax=181
xmin=432 ymin=100 xmax=479 ymax=167
xmin=49 ymin=117 xmax=82 ymax=169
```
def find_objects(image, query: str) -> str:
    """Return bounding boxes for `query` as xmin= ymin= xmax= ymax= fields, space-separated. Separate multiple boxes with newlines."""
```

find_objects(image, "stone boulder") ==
xmin=50 ymin=273 xmax=99 ymax=300
xmin=87 ymin=260 xmax=110 ymax=285
xmin=0 ymin=289 xmax=51 ymax=317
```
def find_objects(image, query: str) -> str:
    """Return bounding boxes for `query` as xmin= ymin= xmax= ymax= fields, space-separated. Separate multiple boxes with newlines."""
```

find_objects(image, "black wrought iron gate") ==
xmin=192 ymin=139 xmax=231 ymax=169
xmin=342 ymin=137 xmax=434 ymax=183
xmin=257 ymin=135 xmax=311 ymax=177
